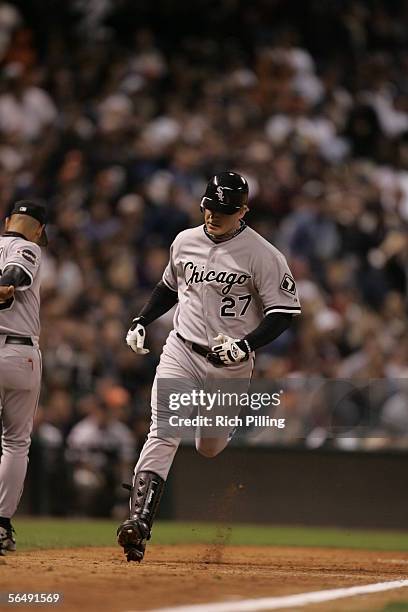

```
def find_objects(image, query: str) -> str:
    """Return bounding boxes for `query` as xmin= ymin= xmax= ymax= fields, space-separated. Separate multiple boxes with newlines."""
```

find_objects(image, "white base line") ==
xmin=135 ymin=579 xmax=408 ymax=612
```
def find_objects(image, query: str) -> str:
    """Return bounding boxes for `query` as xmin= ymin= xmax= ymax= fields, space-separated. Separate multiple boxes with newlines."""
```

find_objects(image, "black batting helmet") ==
xmin=200 ymin=172 xmax=249 ymax=215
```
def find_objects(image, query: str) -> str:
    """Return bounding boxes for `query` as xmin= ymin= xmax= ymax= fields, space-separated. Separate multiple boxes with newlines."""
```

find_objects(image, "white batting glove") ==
xmin=211 ymin=334 xmax=251 ymax=366
xmin=126 ymin=317 xmax=150 ymax=355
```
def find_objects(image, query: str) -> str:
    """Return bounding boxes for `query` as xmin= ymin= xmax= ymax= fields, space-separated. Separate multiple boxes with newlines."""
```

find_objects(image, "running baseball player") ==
xmin=0 ymin=200 xmax=47 ymax=555
xmin=117 ymin=172 xmax=301 ymax=561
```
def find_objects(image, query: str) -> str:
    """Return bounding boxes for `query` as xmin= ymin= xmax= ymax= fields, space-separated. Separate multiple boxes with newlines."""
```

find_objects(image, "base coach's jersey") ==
xmin=0 ymin=235 xmax=42 ymax=341
xmin=162 ymin=224 xmax=301 ymax=347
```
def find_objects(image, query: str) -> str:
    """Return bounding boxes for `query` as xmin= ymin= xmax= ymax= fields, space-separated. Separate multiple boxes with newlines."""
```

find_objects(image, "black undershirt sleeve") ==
xmin=243 ymin=313 xmax=293 ymax=351
xmin=0 ymin=265 xmax=31 ymax=288
xmin=137 ymin=281 xmax=178 ymax=326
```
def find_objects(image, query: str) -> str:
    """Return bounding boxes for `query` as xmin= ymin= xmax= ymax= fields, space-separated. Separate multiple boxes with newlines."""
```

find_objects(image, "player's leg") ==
xmin=118 ymin=332 xmax=200 ymax=562
xmin=195 ymin=357 xmax=254 ymax=458
xmin=195 ymin=433 xmax=233 ymax=458
xmin=0 ymin=347 xmax=41 ymax=554
xmin=117 ymin=375 xmax=180 ymax=562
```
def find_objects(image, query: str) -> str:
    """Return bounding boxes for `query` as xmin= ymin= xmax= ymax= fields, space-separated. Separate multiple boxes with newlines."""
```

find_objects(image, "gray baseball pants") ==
xmin=0 ymin=340 xmax=42 ymax=518
xmin=135 ymin=330 xmax=254 ymax=480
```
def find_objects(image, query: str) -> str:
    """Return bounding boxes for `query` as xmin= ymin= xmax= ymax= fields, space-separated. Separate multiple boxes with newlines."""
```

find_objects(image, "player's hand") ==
xmin=209 ymin=334 xmax=251 ymax=366
xmin=126 ymin=317 xmax=150 ymax=355
xmin=206 ymin=333 xmax=232 ymax=367
xmin=0 ymin=285 xmax=14 ymax=302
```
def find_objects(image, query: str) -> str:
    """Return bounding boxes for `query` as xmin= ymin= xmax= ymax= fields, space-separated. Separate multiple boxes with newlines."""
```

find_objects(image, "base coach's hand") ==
xmin=0 ymin=286 xmax=14 ymax=303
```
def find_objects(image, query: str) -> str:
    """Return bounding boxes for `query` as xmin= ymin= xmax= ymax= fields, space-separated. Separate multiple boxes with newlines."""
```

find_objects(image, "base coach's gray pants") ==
xmin=0 ymin=339 xmax=41 ymax=518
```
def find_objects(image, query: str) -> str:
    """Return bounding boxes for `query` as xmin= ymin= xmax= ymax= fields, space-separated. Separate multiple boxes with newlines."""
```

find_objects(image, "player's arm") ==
xmin=1 ymin=242 xmax=41 ymax=295
xmin=0 ymin=265 xmax=31 ymax=288
xmin=244 ymin=312 xmax=293 ymax=350
xmin=208 ymin=313 xmax=293 ymax=367
xmin=138 ymin=281 xmax=178 ymax=325
xmin=127 ymin=238 xmax=179 ymax=354
xmin=126 ymin=281 xmax=178 ymax=354
xmin=0 ymin=265 xmax=32 ymax=303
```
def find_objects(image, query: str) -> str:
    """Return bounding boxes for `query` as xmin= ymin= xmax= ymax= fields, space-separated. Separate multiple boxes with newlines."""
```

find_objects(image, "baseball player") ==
xmin=0 ymin=200 xmax=47 ymax=555
xmin=117 ymin=172 xmax=301 ymax=562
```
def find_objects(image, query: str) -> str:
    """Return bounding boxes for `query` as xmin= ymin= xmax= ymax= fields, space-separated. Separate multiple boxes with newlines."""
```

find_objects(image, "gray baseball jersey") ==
xmin=0 ymin=235 xmax=42 ymax=341
xmin=162 ymin=223 xmax=301 ymax=346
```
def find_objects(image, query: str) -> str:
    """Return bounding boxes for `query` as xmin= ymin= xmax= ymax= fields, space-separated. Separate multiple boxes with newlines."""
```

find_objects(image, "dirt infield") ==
xmin=1 ymin=545 xmax=408 ymax=611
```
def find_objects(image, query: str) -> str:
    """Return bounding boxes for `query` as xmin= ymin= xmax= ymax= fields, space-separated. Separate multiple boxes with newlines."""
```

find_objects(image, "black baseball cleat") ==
xmin=117 ymin=518 xmax=149 ymax=563
xmin=0 ymin=524 xmax=16 ymax=554
xmin=118 ymin=471 xmax=165 ymax=563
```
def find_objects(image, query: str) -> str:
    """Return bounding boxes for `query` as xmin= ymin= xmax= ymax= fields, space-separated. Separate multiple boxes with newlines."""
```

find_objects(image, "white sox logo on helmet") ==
xmin=216 ymin=186 xmax=224 ymax=201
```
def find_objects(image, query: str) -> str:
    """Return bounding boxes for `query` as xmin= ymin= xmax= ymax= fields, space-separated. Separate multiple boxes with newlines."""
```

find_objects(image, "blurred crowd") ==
xmin=1 ymin=0 xmax=408 ymax=513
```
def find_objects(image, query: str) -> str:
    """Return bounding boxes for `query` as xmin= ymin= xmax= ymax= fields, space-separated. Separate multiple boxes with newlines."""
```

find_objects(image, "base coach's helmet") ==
xmin=200 ymin=172 xmax=249 ymax=215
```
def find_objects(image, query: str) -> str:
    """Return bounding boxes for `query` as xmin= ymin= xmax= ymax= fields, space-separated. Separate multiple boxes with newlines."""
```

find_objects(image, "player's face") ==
xmin=204 ymin=207 xmax=245 ymax=237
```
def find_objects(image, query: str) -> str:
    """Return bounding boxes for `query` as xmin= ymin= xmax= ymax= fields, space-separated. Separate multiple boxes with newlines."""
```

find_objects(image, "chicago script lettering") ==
xmin=184 ymin=261 xmax=251 ymax=295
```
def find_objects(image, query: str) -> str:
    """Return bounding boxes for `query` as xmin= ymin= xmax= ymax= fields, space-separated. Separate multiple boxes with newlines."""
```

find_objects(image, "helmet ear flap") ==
xmin=200 ymin=199 xmax=205 ymax=213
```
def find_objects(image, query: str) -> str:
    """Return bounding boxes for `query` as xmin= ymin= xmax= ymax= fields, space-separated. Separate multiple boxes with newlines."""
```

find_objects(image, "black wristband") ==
xmin=129 ymin=316 xmax=146 ymax=331
xmin=236 ymin=339 xmax=251 ymax=359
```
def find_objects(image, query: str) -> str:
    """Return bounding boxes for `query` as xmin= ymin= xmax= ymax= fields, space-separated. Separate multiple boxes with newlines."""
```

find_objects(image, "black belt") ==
xmin=176 ymin=333 xmax=210 ymax=358
xmin=5 ymin=335 xmax=33 ymax=346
